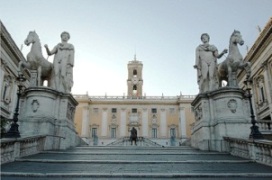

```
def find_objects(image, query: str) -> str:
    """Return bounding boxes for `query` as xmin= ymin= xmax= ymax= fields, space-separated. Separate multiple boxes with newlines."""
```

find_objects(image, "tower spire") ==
xmin=134 ymin=54 xmax=137 ymax=61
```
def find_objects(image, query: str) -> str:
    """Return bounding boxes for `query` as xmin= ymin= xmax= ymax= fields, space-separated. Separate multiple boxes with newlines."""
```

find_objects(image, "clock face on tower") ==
xmin=132 ymin=77 xmax=138 ymax=84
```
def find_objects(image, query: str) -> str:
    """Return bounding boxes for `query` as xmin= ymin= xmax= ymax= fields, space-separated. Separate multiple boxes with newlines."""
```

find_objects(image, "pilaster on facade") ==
xmin=81 ymin=106 xmax=90 ymax=137
xmin=261 ymin=60 xmax=272 ymax=103
xmin=142 ymin=108 xmax=149 ymax=137
xmin=179 ymin=106 xmax=187 ymax=139
xmin=120 ymin=109 xmax=127 ymax=137
xmin=160 ymin=108 xmax=167 ymax=138
xmin=0 ymin=21 xmax=28 ymax=120
xmin=101 ymin=109 xmax=108 ymax=137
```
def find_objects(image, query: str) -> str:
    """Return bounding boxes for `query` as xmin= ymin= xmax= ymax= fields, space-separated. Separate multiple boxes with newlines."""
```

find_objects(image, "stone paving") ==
xmin=1 ymin=146 xmax=272 ymax=179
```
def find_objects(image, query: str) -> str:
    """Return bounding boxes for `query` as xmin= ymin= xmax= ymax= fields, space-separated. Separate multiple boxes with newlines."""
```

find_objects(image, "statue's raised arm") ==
xmin=44 ymin=31 xmax=75 ymax=93
xmin=194 ymin=33 xmax=227 ymax=93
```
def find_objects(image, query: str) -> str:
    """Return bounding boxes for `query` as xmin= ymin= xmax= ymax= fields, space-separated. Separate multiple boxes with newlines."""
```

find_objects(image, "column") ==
xmin=101 ymin=108 xmax=108 ymax=137
xmin=160 ymin=108 xmax=167 ymax=137
xmin=81 ymin=106 xmax=90 ymax=137
xmin=142 ymin=108 xmax=148 ymax=137
xmin=179 ymin=106 xmax=187 ymax=139
xmin=0 ymin=68 xmax=4 ymax=86
xmin=120 ymin=108 xmax=127 ymax=137
xmin=262 ymin=61 xmax=272 ymax=104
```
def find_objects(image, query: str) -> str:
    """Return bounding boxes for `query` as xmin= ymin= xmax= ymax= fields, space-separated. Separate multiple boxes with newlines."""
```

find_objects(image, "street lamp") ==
xmin=244 ymin=78 xmax=263 ymax=139
xmin=5 ymin=73 xmax=26 ymax=138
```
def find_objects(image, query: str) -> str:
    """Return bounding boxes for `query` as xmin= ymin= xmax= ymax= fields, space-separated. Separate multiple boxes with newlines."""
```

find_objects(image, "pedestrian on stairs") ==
xmin=130 ymin=127 xmax=137 ymax=145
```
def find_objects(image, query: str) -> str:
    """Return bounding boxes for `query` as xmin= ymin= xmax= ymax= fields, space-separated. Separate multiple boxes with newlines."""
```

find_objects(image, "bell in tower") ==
xmin=127 ymin=55 xmax=143 ymax=98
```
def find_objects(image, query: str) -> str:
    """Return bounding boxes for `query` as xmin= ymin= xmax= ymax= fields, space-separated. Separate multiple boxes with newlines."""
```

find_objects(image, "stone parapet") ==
xmin=224 ymin=137 xmax=272 ymax=167
xmin=0 ymin=135 xmax=46 ymax=164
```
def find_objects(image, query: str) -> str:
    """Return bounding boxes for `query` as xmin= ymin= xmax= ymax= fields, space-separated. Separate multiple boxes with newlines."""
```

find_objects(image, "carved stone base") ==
xmin=19 ymin=87 xmax=79 ymax=150
xmin=191 ymin=87 xmax=252 ymax=151
xmin=29 ymin=70 xmax=38 ymax=87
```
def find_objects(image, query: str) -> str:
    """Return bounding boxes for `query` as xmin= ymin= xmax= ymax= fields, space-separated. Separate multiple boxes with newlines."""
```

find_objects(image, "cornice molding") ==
xmin=0 ymin=21 xmax=26 ymax=64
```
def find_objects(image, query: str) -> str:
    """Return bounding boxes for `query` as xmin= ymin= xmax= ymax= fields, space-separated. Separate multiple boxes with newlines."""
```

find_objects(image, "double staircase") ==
xmin=1 ymin=145 xmax=272 ymax=179
xmin=107 ymin=136 xmax=162 ymax=147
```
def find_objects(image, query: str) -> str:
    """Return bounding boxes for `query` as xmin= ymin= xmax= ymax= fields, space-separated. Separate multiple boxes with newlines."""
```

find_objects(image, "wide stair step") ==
xmin=1 ymin=146 xmax=272 ymax=179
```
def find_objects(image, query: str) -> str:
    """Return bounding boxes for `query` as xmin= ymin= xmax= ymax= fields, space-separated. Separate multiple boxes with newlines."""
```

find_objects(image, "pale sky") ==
xmin=1 ymin=0 xmax=271 ymax=96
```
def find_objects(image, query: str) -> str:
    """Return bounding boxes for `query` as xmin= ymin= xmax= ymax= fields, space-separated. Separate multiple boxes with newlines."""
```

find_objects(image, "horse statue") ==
xmin=217 ymin=30 xmax=251 ymax=87
xmin=19 ymin=31 xmax=53 ymax=86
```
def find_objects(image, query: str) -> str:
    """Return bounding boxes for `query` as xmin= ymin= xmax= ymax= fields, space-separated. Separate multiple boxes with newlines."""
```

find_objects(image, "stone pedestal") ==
xmin=29 ymin=70 xmax=38 ymax=87
xmin=191 ymin=87 xmax=251 ymax=151
xmin=19 ymin=87 xmax=79 ymax=150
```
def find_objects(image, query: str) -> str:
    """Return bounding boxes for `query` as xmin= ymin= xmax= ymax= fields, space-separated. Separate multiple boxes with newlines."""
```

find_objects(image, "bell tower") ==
xmin=127 ymin=55 xmax=143 ymax=97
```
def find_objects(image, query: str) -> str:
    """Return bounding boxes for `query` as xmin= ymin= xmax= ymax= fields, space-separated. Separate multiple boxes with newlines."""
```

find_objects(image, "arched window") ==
xmin=133 ymin=85 xmax=137 ymax=96
xmin=133 ymin=69 xmax=137 ymax=77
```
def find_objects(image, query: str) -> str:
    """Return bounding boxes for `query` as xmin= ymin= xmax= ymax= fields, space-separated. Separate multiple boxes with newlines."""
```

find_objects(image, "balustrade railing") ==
xmin=257 ymin=120 xmax=271 ymax=131
xmin=1 ymin=135 xmax=46 ymax=164
xmin=106 ymin=136 xmax=162 ymax=147
xmin=224 ymin=137 xmax=272 ymax=166
xmin=73 ymin=94 xmax=196 ymax=101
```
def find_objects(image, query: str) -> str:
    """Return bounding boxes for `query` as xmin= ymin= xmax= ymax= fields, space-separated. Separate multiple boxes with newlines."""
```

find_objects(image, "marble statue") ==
xmin=19 ymin=31 xmax=53 ymax=86
xmin=194 ymin=33 xmax=228 ymax=93
xmin=44 ymin=31 xmax=75 ymax=93
xmin=218 ymin=30 xmax=251 ymax=87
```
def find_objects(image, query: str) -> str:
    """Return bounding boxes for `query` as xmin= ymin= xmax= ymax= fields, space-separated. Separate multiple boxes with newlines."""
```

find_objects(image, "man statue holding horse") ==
xmin=194 ymin=33 xmax=228 ymax=93
xmin=130 ymin=127 xmax=137 ymax=145
xmin=44 ymin=31 xmax=75 ymax=93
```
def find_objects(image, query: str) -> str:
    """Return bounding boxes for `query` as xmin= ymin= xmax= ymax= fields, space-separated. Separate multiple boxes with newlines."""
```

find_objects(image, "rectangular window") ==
xmin=170 ymin=128 xmax=176 ymax=137
xmin=112 ymin=108 xmax=117 ymax=113
xmin=151 ymin=108 xmax=157 ymax=113
xmin=93 ymin=108 xmax=99 ymax=113
xmin=111 ymin=128 xmax=116 ymax=138
xmin=152 ymin=128 xmax=157 ymax=138
xmin=169 ymin=108 xmax=175 ymax=114
xmin=132 ymin=108 xmax=137 ymax=113
xmin=91 ymin=128 xmax=97 ymax=138
xmin=260 ymin=87 xmax=265 ymax=102
xmin=2 ymin=86 xmax=7 ymax=99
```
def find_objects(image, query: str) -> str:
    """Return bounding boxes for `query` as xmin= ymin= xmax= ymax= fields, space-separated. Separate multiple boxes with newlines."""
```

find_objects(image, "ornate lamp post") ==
xmin=5 ymin=73 xmax=26 ymax=138
xmin=244 ymin=78 xmax=263 ymax=139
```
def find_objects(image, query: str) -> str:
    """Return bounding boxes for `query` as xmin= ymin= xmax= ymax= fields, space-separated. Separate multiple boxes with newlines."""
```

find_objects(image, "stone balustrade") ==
xmin=73 ymin=94 xmax=196 ymax=101
xmin=224 ymin=137 xmax=272 ymax=167
xmin=257 ymin=120 xmax=272 ymax=131
xmin=1 ymin=135 xmax=46 ymax=164
xmin=106 ymin=136 xmax=162 ymax=147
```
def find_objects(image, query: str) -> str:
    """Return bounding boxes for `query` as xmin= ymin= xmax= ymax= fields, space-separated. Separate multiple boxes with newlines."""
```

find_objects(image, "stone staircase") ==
xmin=106 ymin=136 xmax=162 ymax=147
xmin=1 ymin=146 xmax=272 ymax=179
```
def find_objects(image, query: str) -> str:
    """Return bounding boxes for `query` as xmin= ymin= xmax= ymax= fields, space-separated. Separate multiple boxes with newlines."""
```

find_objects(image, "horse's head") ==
xmin=230 ymin=30 xmax=244 ymax=46
xmin=24 ymin=31 xmax=38 ymax=46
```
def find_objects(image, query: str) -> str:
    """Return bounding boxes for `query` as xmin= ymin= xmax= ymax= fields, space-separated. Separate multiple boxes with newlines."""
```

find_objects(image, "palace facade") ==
xmin=0 ymin=21 xmax=29 ymax=123
xmin=238 ymin=17 xmax=272 ymax=133
xmin=73 ymin=57 xmax=196 ymax=146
